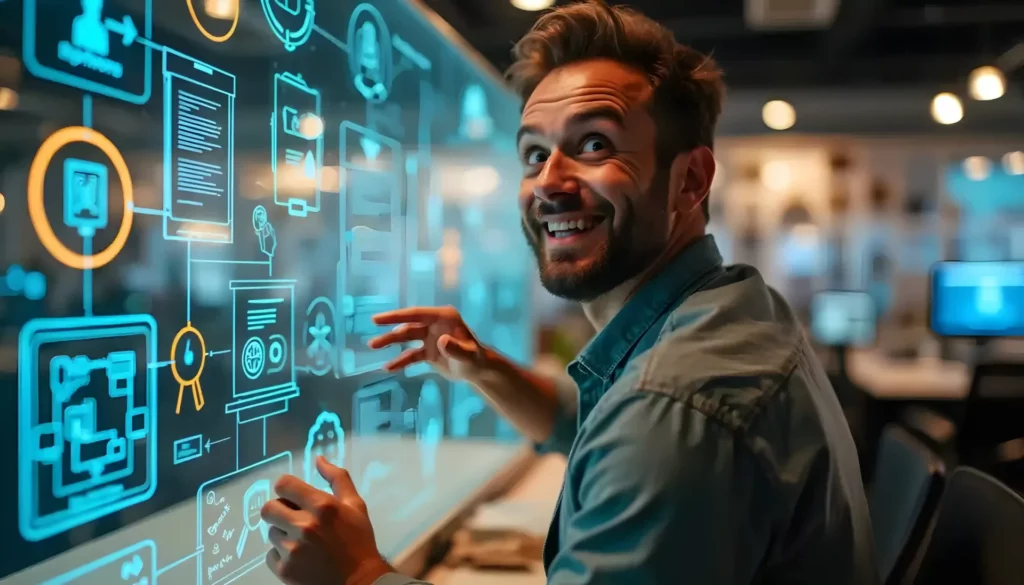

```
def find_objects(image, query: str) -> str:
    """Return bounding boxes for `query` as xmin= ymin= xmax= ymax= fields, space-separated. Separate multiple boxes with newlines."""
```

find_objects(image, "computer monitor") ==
xmin=810 ymin=290 xmax=877 ymax=347
xmin=930 ymin=261 xmax=1024 ymax=337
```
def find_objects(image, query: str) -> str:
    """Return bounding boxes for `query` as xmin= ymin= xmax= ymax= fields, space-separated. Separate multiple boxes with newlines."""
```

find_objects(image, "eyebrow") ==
xmin=516 ymin=106 xmax=627 ymax=148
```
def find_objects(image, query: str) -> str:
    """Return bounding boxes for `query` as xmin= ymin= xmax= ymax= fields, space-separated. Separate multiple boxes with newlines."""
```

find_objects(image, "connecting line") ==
xmin=82 ymin=236 xmax=93 ymax=317
xmin=148 ymin=360 xmax=175 ymax=369
xmin=235 ymin=419 xmax=240 ymax=471
xmin=190 ymin=259 xmax=272 ymax=266
xmin=82 ymin=94 xmax=92 ymax=128
xmin=262 ymin=419 xmax=267 ymax=457
xmin=136 ymin=36 xmax=163 ymax=51
xmin=313 ymin=24 xmax=348 ymax=53
xmin=186 ymin=239 xmax=192 ymax=322
xmin=155 ymin=549 xmax=203 ymax=577
xmin=128 ymin=204 xmax=168 ymax=217
xmin=393 ymin=35 xmax=431 ymax=71
xmin=208 ymin=349 xmax=231 ymax=357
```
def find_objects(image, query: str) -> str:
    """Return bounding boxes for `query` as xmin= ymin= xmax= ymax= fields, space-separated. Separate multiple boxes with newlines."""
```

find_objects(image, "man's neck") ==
xmin=582 ymin=227 xmax=706 ymax=332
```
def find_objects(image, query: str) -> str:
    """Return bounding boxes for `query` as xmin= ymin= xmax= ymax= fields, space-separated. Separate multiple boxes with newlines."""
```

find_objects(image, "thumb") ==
xmin=437 ymin=334 xmax=479 ymax=363
xmin=316 ymin=456 xmax=356 ymax=497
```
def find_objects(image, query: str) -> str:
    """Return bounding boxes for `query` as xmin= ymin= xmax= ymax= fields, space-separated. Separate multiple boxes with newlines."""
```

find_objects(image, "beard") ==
xmin=522 ymin=176 xmax=669 ymax=302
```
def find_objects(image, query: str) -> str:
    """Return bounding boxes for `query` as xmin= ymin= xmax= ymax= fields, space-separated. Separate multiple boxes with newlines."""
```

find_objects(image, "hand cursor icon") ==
xmin=184 ymin=339 xmax=195 ymax=367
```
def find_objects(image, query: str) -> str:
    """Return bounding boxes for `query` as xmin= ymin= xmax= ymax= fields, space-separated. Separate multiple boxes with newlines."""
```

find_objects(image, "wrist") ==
xmin=345 ymin=557 xmax=393 ymax=585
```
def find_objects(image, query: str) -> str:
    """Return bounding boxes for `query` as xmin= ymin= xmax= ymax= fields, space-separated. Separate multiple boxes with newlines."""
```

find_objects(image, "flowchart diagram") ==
xmin=5 ymin=0 xmax=528 ymax=583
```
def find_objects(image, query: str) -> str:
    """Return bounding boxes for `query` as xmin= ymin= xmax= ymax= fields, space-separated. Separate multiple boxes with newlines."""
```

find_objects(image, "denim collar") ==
xmin=571 ymin=235 xmax=724 ymax=382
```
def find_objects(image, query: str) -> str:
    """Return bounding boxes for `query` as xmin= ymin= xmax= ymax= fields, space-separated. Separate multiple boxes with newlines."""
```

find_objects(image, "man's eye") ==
xmin=580 ymin=136 xmax=608 ymax=154
xmin=525 ymin=149 xmax=549 ymax=165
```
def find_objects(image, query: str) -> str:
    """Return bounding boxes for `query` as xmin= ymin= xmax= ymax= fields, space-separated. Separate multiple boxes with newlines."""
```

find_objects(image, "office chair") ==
xmin=909 ymin=467 xmax=1024 ymax=585
xmin=868 ymin=425 xmax=945 ymax=585
xmin=958 ymin=362 xmax=1024 ymax=479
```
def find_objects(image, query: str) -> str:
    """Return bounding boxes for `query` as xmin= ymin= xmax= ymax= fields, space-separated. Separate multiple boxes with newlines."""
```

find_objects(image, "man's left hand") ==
xmin=262 ymin=457 xmax=392 ymax=585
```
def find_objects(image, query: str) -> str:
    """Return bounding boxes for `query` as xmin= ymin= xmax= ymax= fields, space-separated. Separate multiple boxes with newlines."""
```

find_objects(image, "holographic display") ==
xmin=1 ymin=0 xmax=531 ymax=581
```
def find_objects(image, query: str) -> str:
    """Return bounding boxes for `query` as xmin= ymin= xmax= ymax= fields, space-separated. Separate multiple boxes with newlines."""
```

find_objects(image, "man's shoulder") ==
xmin=615 ymin=264 xmax=810 ymax=433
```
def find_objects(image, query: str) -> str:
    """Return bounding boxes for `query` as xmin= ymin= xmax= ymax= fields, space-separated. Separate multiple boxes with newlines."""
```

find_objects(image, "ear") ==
xmin=668 ymin=146 xmax=715 ymax=215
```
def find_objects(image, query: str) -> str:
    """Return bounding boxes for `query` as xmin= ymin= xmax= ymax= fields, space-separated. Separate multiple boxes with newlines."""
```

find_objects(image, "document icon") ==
xmin=272 ymin=72 xmax=322 ymax=217
xmin=338 ymin=121 xmax=405 ymax=376
xmin=163 ymin=48 xmax=236 ymax=243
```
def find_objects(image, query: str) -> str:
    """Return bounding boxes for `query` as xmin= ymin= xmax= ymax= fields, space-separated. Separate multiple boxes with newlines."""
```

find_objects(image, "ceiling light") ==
xmin=204 ymin=0 xmax=237 ymax=20
xmin=511 ymin=0 xmax=555 ymax=10
xmin=0 ymin=192 xmax=5 ymax=215
xmin=962 ymin=156 xmax=991 ymax=181
xmin=298 ymin=114 xmax=324 ymax=139
xmin=968 ymin=65 xmax=1006 ymax=101
xmin=930 ymin=93 xmax=963 ymax=125
xmin=762 ymin=100 xmax=795 ymax=131
xmin=1003 ymin=151 xmax=1024 ymax=175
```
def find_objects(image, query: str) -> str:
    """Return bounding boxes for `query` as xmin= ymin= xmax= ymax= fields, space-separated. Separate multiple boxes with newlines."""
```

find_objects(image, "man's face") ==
xmin=517 ymin=59 xmax=671 ymax=302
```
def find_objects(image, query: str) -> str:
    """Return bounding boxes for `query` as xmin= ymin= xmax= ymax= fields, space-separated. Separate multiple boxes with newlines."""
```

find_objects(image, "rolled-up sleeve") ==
xmin=533 ymin=373 xmax=580 ymax=456
xmin=547 ymin=390 xmax=774 ymax=585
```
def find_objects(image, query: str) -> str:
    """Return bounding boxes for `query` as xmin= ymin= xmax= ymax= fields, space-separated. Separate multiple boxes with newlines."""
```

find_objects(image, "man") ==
xmin=260 ymin=2 xmax=878 ymax=584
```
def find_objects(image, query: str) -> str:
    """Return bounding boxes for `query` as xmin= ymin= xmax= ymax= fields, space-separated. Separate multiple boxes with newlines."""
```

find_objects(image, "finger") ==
xmin=261 ymin=498 xmax=305 ymax=535
xmin=267 ymin=525 xmax=292 ymax=557
xmin=382 ymin=347 xmax=426 ymax=372
xmin=265 ymin=548 xmax=283 ymax=577
xmin=437 ymin=334 xmax=479 ymax=363
xmin=366 ymin=324 xmax=429 ymax=349
xmin=316 ymin=456 xmax=359 ymax=498
xmin=273 ymin=474 xmax=328 ymax=512
xmin=372 ymin=306 xmax=448 ymax=326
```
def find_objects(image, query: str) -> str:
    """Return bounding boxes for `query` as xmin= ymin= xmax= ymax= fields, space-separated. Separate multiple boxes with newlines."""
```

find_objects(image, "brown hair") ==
xmin=506 ymin=0 xmax=725 ymax=220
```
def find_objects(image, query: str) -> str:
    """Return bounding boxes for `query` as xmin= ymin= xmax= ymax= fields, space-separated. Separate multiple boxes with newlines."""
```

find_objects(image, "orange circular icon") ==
xmin=187 ymin=0 xmax=240 ymax=43
xmin=28 ymin=126 xmax=134 ymax=270
xmin=171 ymin=322 xmax=208 ymax=414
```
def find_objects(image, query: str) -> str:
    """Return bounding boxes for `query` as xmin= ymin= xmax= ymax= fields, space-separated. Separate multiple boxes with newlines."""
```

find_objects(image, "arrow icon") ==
xmin=104 ymin=15 xmax=138 ymax=47
xmin=205 ymin=436 xmax=231 ymax=453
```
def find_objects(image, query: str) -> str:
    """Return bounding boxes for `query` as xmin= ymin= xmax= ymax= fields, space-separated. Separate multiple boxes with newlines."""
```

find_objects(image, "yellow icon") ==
xmin=188 ymin=0 xmax=240 ymax=43
xmin=171 ymin=322 xmax=207 ymax=414
xmin=28 ymin=126 xmax=134 ymax=270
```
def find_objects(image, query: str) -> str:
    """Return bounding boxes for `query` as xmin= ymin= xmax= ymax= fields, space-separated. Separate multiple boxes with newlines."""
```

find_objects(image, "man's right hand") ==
xmin=368 ymin=306 xmax=492 ymax=381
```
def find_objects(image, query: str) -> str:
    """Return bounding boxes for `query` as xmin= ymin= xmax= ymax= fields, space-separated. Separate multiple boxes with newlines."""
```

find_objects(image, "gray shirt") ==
xmin=377 ymin=235 xmax=878 ymax=585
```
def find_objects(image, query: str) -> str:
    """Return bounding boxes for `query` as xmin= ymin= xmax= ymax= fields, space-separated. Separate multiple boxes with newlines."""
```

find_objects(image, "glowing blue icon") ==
xmin=18 ymin=314 xmax=158 ymax=542
xmin=173 ymin=433 xmax=203 ymax=464
xmin=272 ymin=73 xmax=322 ymax=217
xmin=260 ymin=0 xmax=314 ymax=51
xmin=227 ymin=280 xmax=299 ymax=424
xmin=63 ymin=158 xmax=108 ymax=237
xmin=252 ymin=205 xmax=277 ymax=260
xmin=23 ymin=0 xmax=152 ymax=104
xmin=417 ymin=380 xmax=444 ymax=479
xmin=162 ymin=48 xmax=236 ymax=243
xmin=459 ymin=84 xmax=493 ymax=140
xmin=73 ymin=0 xmax=110 ymax=57
xmin=347 ymin=3 xmax=392 ymax=102
xmin=338 ymin=121 xmax=405 ymax=376
xmin=304 ymin=411 xmax=345 ymax=491
xmin=42 ymin=539 xmax=156 ymax=585
xmin=197 ymin=452 xmax=291 ymax=585
xmin=303 ymin=296 xmax=336 ymax=376
xmin=450 ymin=382 xmax=484 ymax=439
xmin=351 ymin=379 xmax=409 ymax=504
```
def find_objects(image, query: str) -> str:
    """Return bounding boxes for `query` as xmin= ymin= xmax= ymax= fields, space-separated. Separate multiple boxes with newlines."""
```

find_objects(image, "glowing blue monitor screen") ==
xmin=810 ymin=291 xmax=877 ymax=347
xmin=0 ymin=0 xmax=535 ymax=582
xmin=931 ymin=261 xmax=1024 ymax=337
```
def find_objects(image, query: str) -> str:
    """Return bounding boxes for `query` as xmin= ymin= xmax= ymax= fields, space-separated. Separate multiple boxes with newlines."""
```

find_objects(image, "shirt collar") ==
xmin=572 ymin=235 xmax=723 ymax=381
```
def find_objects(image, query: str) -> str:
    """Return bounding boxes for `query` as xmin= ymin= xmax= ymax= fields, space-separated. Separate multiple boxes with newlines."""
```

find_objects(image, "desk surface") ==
xmin=847 ymin=349 xmax=971 ymax=400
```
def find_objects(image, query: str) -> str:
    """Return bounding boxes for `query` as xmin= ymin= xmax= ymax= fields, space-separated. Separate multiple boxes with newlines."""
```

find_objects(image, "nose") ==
xmin=533 ymin=150 xmax=579 ymax=203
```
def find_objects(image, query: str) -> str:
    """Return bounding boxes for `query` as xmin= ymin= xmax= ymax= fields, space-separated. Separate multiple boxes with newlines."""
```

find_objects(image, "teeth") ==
xmin=546 ymin=218 xmax=597 ymax=234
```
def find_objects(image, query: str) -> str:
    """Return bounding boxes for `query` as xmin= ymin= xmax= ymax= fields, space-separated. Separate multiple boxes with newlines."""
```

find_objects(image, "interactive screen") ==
xmin=0 ymin=1 xmax=534 ymax=582
xmin=810 ymin=290 xmax=877 ymax=347
xmin=930 ymin=261 xmax=1024 ymax=337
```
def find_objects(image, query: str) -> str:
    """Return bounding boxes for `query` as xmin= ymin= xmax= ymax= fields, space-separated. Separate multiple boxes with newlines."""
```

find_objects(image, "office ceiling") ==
xmin=420 ymin=0 xmax=1024 ymax=90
